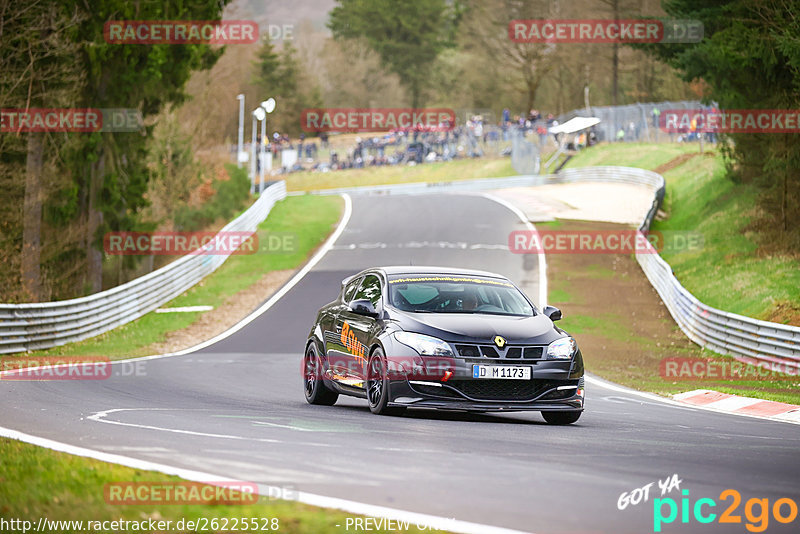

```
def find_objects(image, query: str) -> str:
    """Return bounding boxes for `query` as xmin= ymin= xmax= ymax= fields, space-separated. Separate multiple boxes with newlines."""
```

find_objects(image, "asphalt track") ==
xmin=2 ymin=194 xmax=799 ymax=534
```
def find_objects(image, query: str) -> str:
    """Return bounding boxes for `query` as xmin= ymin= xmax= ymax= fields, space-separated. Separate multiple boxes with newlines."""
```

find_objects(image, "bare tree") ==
xmin=462 ymin=0 xmax=558 ymax=113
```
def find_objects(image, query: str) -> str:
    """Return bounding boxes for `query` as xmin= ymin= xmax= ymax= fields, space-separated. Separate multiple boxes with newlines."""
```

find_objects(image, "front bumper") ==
xmin=388 ymin=376 xmax=584 ymax=412
xmin=379 ymin=338 xmax=585 ymax=412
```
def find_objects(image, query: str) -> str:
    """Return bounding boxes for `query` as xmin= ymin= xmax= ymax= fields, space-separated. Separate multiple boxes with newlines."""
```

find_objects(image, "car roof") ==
xmin=374 ymin=265 xmax=509 ymax=279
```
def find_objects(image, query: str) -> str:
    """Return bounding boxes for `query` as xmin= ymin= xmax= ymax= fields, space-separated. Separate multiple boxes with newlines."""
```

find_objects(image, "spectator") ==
xmin=651 ymin=107 xmax=661 ymax=128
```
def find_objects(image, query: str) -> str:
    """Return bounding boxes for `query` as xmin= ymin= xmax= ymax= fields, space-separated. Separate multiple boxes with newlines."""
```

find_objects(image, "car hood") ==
xmin=389 ymin=309 xmax=563 ymax=345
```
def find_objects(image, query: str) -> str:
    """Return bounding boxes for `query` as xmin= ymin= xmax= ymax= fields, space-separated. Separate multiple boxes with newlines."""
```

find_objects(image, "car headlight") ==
xmin=546 ymin=337 xmax=576 ymax=360
xmin=393 ymin=332 xmax=454 ymax=356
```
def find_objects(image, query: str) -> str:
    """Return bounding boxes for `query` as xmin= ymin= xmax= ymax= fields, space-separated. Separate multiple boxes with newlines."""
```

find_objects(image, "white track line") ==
xmin=480 ymin=193 xmax=547 ymax=308
xmin=0 ymin=425 xmax=532 ymax=534
xmin=0 ymin=194 xmax=353 ymax=378
xmin=481 ymin=193 xmax=800 ymax=426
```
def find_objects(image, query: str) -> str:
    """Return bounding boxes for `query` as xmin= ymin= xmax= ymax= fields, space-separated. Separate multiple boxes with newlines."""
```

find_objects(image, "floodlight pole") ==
xmin=250 ymin=113 xmax=257 ymax=194
xmin=236 ymin=94 xmax=244 ymax=168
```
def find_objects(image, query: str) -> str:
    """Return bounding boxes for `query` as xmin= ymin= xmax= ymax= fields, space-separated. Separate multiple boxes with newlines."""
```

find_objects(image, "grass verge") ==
xmin=283 ymin=157 xmax=516 ymax=192
xmin=564 ymin=141 xmax=800 ymax=324
xmin=4 ymin=194 xmax=343 ymax=361
xmin=548 ymin=218 xmax=800 ymax=405
xmin=563 ymin=141 xmax=700 ymax=171
xmin=0 ymin=437 xmax=433 ymax=534
xmin=650 ymin=153 xmax=800 ymax=324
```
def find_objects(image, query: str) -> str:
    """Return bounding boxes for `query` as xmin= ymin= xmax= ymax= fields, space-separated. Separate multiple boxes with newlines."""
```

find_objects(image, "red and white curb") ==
xmin=673 ymin=390 xmax=800 ymax=423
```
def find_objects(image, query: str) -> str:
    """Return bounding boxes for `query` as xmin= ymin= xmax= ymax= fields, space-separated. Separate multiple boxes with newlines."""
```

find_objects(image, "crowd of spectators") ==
xmin=233 ymin=107 xmax=583 ymax=175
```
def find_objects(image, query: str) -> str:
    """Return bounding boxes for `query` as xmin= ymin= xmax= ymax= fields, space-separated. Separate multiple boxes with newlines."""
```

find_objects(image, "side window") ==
xmin=354 ymin=275 xmax=382 ymax=307
xmin=343 ymin=277 xmax=361 ymax=303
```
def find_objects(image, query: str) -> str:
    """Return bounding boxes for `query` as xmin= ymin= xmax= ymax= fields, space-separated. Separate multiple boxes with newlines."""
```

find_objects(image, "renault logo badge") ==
xmin=494 ymin=335 xmax=506 ymax=348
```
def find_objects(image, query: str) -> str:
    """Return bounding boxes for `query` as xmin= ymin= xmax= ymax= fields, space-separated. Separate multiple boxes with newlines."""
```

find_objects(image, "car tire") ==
xmin=366 ymin=347 xmax=405 ymax=416
xmin=303 ymin=343 xmax=338 ymax=406
xmin=542 ymin=411 xmax=581 ymax=425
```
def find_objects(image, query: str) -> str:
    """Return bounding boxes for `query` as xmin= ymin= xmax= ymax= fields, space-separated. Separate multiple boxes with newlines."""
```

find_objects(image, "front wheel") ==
xmin=542 ymin=411 xmax=581 ymax=425
xmin=303 ymin=344 xmax=338 ymax=406
xmin=366 ymin=348 xmax=405 ymax=416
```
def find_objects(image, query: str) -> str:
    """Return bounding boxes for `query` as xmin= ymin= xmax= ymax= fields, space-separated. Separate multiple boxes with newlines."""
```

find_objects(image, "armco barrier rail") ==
xmin=298 ymin=166 xmax=800 ymax=369
xmin=0 ymin=181 xmax=287 ymax=354
xmin=554 ymin=166 xmax=800 ymax=370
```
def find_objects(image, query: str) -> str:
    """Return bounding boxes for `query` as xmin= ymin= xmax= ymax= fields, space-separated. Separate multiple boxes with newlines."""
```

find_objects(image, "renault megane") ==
xmin=302 ymin=266 xmax=584 ymax=424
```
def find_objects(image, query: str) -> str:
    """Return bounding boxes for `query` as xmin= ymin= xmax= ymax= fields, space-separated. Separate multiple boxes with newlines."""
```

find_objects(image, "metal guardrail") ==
xmin=0 ymin=181 xmax=287 ymax=354
xmin=5 ymin=166 xmax=797 ymax=369
xmin=552 ymin=166 xmax=800 ymax=369
xmin=290 ymin=175 xmax=543 ymax=197
xmin=297 ymin=166 xmax=800 ymax=368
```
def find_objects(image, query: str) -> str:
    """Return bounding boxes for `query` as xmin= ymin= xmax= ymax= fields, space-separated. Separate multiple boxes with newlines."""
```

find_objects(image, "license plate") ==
xmin=472 ymin=364 xmax=531 ymax=380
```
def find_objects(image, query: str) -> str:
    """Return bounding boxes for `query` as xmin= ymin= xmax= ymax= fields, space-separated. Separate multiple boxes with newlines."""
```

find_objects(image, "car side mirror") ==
xmin=543 ymin=305 xmax=562 ymax=321
xmin=350 ymin=299 xmax=379 ymax=317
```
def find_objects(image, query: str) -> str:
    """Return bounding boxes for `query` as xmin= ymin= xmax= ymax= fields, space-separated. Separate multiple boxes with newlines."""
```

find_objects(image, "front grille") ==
xmin=455 ymin=345 xmax=480 ymax=358
xmin=523 ymin=346 xmax=544 ymax=359
xmin=449 ymin=379 xmax=555 ymax=401
xmin=480 ymin=346 xmax=500 ymax=358
xmin=454 ymin=344 xmax=546 ymax=360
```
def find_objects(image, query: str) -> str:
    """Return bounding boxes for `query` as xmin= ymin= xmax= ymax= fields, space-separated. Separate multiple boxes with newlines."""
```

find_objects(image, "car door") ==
xmin=326 ymin=276 xmax=362 ymax=384
xmin=334 ymin=274 xmax=383 ymax=386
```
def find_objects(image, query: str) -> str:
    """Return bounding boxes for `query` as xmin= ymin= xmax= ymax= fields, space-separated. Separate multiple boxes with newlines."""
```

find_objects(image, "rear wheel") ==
xmin=542 ymin=411 xmax=581 ymax=425
xmin=366 ymin=347 xmax=405 ymax=416
xmin=303 ymin=344 xmax=338 ymax=406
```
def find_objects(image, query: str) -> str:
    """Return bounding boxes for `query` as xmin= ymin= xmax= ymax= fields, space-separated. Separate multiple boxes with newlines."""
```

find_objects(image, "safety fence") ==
xmin=555 ymin=166 xmax=800 ymax=370
xmin=297 ymin=166 xmax=800 ymax=369
xmin=556 ymin=100 xmax=704 ymax=143
xmin=0 ymin=182 xmax=287 ymax=354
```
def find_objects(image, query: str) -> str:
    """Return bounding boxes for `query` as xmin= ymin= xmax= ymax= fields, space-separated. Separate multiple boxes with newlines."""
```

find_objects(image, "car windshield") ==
xmin=387 ymin=275 xmax=534 ymax=316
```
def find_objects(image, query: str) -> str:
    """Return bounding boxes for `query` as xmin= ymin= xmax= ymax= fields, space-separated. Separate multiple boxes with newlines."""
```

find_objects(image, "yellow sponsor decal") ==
xmin=389 ymin=276 xmax=513 ymax=287
xmin=340 ymin=322 xmax=366 ymax=358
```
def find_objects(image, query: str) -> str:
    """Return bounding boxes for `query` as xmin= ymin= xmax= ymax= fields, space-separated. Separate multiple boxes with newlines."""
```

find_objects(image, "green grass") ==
xmin=0 ymin=437 xmax=434 ymax=534
xmin=557 ymin=310 xmax=800 ymax=405
xmin=651 ymin=154 xmax=800 ymax=321
xmin=9 ymin=195 xmax=343 ymax=360
xmin=564 ymin=141 xmax=700 ymax=171
xmin=284 ymin=157 xmax=515 ymax=192
xmin=548 ymin=288 xmax=574 ymax=304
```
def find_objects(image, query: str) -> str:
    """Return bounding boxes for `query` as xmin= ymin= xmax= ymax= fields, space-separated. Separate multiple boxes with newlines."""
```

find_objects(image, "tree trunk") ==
xmin=410 ymin=80 xmax=421 ymax=109
xmin=86 ymin=149 xmax=104 ymax=293
xmin=611 ymin=0 xmax=619 ymax=106
xmin=526 ymin=78 xmax=540 ymax=114
xmin=21 ymin=132 xmax=44 ymax=301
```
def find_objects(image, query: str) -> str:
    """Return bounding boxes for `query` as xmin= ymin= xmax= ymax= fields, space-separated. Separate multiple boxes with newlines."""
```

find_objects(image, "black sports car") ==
xmin=303 ymin=266 xmax=585 ymax=424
